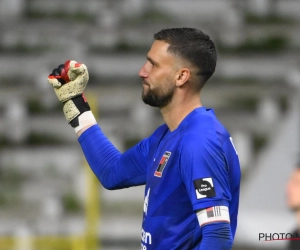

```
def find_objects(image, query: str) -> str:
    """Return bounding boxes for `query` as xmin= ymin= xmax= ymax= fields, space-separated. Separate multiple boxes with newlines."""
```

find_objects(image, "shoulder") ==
xmin=180 ymin=108 xmax=229 ymax=149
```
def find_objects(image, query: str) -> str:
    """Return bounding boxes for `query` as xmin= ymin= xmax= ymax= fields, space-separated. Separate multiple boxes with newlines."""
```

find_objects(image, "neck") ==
xmin=160 ymin=92 xmax=202 ymax=132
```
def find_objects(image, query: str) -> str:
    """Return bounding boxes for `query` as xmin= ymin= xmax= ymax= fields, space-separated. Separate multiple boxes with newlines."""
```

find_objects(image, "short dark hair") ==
xmin=154 ymin=28 xmax=217 ymax=87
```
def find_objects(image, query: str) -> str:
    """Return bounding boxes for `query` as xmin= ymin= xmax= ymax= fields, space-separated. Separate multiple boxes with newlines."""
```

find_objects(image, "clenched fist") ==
xmin=48 ymin=60 xmax=96 ymax=132
xmin=48 ymin=60 xmax=89 ymax=102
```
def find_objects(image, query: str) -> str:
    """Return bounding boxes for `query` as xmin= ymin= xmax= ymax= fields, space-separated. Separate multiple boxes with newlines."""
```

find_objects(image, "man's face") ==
xmin=286 ymin=169 xmax=300 ymax=211
xmin=139 ymin=40 xmax=179 ymax=108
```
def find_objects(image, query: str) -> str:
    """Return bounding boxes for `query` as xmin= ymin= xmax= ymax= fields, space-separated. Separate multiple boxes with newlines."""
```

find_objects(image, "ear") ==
xmin=175 ymin=68 xmax=190 ymax=87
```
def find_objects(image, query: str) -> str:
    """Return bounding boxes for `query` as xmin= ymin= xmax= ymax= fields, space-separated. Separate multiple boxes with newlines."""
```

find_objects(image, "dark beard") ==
xmin=290 ymin=206 xmax=300 ymax=212
xmin=142 ymin=87 xmax=174 ymax=108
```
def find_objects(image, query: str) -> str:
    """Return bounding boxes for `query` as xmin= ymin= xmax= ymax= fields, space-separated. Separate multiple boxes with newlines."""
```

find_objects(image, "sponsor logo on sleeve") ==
xmin=154 ymin=151 xmax=171 ymax=177
xmin=193 ymin=177 xmax=216 ymax=199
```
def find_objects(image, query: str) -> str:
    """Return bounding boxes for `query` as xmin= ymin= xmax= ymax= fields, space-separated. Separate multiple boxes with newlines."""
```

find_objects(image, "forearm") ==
xmin=199 ymin=222 xmax=233 ymax=250
xmin=79 ymin=125 xmax=146 ymax=189
xmin=48 ymin=61 xmax=146 ymax=189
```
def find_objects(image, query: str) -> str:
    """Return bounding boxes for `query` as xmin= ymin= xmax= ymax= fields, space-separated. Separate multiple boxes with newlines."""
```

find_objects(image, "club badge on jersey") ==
xmin=154 ymin=151 xmax=171 ymax=177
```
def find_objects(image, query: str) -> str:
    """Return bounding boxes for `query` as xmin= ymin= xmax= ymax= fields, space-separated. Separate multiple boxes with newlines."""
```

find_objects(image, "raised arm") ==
xmin=47 ymin=60 xmax=147 ymax=189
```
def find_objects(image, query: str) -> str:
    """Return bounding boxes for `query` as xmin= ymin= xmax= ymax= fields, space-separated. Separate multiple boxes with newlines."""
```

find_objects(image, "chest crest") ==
xmin=154 ymin=151 xmax=171 ymax=177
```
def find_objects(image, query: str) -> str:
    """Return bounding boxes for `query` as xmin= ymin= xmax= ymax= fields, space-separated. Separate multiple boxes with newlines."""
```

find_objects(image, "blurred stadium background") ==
xmin=0 ymin=0 xmax=300 ymax=249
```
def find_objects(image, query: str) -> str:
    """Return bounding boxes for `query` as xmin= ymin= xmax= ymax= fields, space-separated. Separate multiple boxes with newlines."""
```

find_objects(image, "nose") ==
xmin=139 ymin=62 xmax=148 ymax=78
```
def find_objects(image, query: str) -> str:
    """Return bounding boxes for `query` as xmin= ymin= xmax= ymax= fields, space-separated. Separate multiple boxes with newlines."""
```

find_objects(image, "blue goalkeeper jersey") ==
xmin=79 ymin=107 xmax=241 ymax=249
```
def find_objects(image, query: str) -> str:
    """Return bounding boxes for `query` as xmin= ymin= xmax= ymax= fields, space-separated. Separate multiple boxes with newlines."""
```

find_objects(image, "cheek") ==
xmin=148 ymin=69 xmax=176 ymax=91
xmin=287 ymin=185 xmax=300 ymax=201
xmin=153 ymin=67 xmax=174 ymax=80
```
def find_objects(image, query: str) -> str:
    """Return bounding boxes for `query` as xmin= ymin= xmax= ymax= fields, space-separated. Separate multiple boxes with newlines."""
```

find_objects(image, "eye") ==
xmin=146 ymin=56 xmax=157 ymax=67
xmin=147 ymin=59 xmax=154 ymax=66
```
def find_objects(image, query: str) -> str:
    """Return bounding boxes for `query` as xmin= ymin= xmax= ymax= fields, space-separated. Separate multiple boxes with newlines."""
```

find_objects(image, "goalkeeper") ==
xmin=48 ymin=28 xmax=241 ymax=250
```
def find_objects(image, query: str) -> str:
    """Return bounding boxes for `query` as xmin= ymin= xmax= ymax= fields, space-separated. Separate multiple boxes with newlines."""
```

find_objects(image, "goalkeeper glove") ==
xmin=48 ymin=60 xmax=96 ymax=133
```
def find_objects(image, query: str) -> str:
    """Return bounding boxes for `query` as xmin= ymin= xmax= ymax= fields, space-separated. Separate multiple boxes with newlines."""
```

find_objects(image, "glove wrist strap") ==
xmin=66 ymin=94 xmax=97 ymax=132
xmin=67 ymin=94 xmax=90 ymax=126
xmin=74 ymin=111 xmax=97 ymax=133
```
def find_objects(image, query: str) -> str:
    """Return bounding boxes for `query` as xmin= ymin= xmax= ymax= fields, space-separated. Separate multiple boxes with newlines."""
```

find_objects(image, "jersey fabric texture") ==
xmin=79 ymin=107 xmax=241 ymax=249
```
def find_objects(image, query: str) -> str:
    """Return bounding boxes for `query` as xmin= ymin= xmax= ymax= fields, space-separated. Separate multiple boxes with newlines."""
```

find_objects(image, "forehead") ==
xmin=148 ymin=40 xmax=173 ymax=60
xmin=150 ymin=40 xmax=169 ymax=52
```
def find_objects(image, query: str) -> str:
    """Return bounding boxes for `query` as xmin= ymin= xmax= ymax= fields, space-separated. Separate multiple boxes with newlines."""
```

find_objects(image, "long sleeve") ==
xmin=199 ymin=222 xmax=233 ymax=250
xmin=78 ymin=124 xmax=148 ymax=189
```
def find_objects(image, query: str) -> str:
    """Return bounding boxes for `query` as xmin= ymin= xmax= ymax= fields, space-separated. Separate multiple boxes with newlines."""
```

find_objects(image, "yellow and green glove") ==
xmin=48 ymin=60 xmax=96 ymax=132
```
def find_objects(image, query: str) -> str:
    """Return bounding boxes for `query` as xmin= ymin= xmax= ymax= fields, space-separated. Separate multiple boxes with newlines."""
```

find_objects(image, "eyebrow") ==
xmin=147 ymin=56 xmax=159 ymax=66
